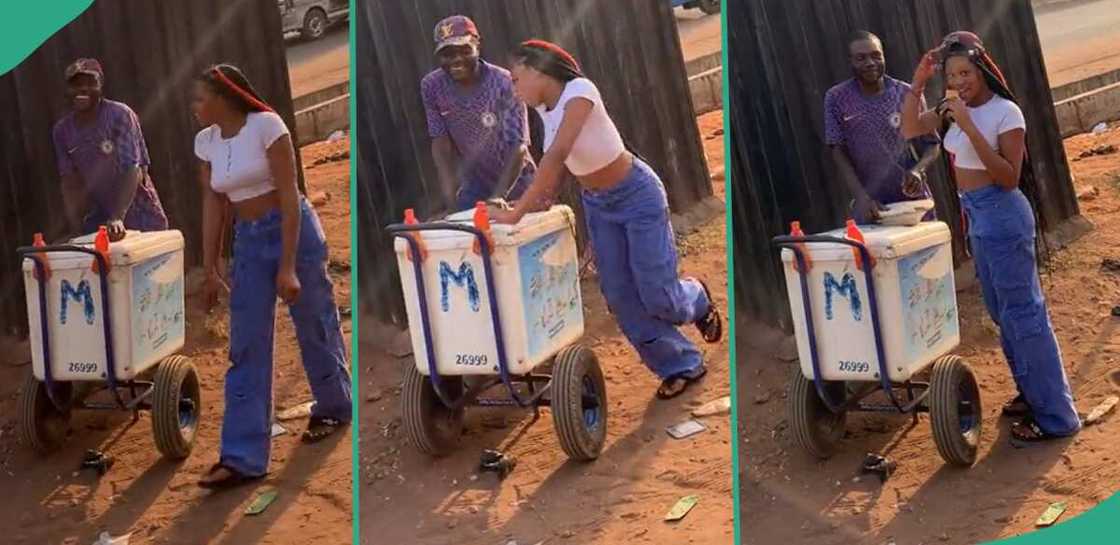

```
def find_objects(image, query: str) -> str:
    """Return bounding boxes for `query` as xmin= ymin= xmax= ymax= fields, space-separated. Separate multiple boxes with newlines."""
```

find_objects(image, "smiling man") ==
xmin=51 ymin=58 xmax=168 ymax=241
xmin=420 ymin=15 xmax=536 ymax=213
xmin=824 ymin=31 xmax=941 ymax=224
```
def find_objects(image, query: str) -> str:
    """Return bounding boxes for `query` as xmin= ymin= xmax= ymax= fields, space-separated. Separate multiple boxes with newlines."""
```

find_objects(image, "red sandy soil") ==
xmin=359 ymin=111 xmax=733 ymax=544
xmin=0 ymin=138 xmax=354 ymax=545
xmin=738 ymin=123 xmax=1120 ymax=545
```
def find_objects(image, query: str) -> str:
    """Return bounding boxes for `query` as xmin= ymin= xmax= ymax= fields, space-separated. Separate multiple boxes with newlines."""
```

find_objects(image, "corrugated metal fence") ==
xmin=729 ymin=0 xmax=1077 ymax=328
xmin=356 ymin=0 xmax=715 ymax=325
xmin=0 ymin=0 xmax=297 ymax=333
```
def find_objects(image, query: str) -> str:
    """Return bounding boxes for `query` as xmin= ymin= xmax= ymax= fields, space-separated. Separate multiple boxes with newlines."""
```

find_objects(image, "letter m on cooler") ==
xmin=60 ymin=279 xmax=96 ymax=325
xmin=823 ymin=272 xmax=862 ymax=321
xmin=439 ymin=261 xmax=480 ymax=313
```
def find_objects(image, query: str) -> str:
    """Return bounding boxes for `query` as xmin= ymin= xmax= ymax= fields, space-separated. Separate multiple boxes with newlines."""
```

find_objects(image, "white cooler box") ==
xmin=22 ymin=230 xmax=186 ymax=382
xmin=394 ymin=205 xmax=584 ymax=376
xmin=781 ymin=222 xmax=959 ymax=383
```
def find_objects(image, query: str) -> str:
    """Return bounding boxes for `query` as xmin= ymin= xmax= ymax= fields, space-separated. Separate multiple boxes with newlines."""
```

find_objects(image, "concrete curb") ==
xmin=690 ymin=65 xmax=723 ymax=116
xmin=1054 ymin=81 xmax=1120 ymax=137
xmin=294 ymin=92 xmax=350 ymax=147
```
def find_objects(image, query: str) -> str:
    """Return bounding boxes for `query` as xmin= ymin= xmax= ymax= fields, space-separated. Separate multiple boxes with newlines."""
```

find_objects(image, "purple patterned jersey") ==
xmin=421 ymin=60 xmax=535 ymax=209
xmin=824 ymin=77 xmax=939 ymax=204
xmin=52 ymin=99 xmax=168 ymax=231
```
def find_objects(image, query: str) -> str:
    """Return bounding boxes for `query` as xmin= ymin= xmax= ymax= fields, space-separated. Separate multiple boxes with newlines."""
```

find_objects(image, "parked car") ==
xmin=671 ymin=0 xmax=720 ymax=15
xmin=278 ymin=0 xmax=349 ymax=41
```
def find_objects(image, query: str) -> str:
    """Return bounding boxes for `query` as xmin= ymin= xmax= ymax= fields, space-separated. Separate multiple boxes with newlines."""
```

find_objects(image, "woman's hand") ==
xmin=277 ymin=266 xmax=301 ymax=305
xmin=913 ymin=50 xmax=939 ymax=88
xmin=489 ymin=207 xmax=523 ymax=225
xmin=203 ymin=268 xmax=229 ymax=312
xmin=945 ymin=98 xmax=975 ymax=131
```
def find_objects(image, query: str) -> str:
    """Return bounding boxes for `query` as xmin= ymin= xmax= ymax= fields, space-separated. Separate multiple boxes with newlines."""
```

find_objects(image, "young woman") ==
xmin=490 ymin=40 xmax=721 ymax=399
xmin=901 ymin=32 xmax=1080 ymax=445
xmin=192 ymin=64 xmax=352 ymax=488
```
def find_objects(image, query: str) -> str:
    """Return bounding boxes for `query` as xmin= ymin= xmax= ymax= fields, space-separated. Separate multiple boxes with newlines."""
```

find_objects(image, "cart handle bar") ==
xmin=385 ymin=221 xmax=536 ymax=409
xmin=770 ymin=234 xmax=906 ymax=413
xmin=16 ymin=244 xmax=125 ymax=410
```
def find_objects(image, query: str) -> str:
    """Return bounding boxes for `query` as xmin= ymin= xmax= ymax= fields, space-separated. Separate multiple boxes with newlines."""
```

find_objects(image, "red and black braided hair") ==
xmin=937 ymin=32 xmax=1051 ymax=268
xmin=512 ymin=39 xmax=584 ymax=82
xmin=198 ymin=64 xmax=274 ymax=114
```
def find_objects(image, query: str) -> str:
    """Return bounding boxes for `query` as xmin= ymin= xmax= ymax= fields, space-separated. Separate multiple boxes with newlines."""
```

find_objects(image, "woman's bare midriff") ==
xmin=575 ymin=151 xmax=634 ymax=191
xmin=954 ymin=166 xmax=1001 ymax=192
xmin=232 ymin=190 xmax=282 ymax=221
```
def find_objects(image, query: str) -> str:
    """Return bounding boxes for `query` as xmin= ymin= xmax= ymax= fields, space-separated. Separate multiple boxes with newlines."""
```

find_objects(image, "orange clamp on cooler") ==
xmin=789 ymin=221 xmax=812 ymax=272
xmin=30 ymin=232 xmax=51 ymax=280
xmin=844 ymin=219 xmax=875 ymax=271
xmin=91 ymin=226 xmax=112 ymax=273
xmin=402 ymin=209 xmax=428 ymax=262
xmin=472 ymin=201 xmax=495 ymax=256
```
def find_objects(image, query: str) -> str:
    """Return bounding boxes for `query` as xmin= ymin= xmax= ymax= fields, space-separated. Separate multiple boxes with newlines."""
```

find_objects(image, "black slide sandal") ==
xmin=302 ymin=416 xmax=346 ymax=444
xmin=197 ymin=463 xmax=264 ymax=490
xmin=657 ymin=366 xmax=708 ymax=400
xmin=695 ymin=280 xmax=722 ymax=343
xmin=1009 ymin=416 xmax=1070 ymax=448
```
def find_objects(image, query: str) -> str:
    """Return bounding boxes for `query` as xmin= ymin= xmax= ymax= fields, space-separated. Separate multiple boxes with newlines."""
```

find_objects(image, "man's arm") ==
xmin=105 ymin=107 xmax=147 ymax=238
xmin=422 ymin=77 xmax=460 ymax=214
xmin=492 ymin=84 xmax=531 ymax=199
xmin=431 ymin=137 xmax=460 ymax=210
xmin=823 ymin=90 xmax=879 ymax=219
xmin=52 ymin=124 xmax=89 ymax=238
xmin=830 ymin=146 xmax=872 ymax=204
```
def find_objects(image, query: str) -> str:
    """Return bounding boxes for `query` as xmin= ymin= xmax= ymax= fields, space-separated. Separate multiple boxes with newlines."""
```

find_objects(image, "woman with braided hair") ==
xmin=489 ymin=40 xmax=722 ymax=399
xmin=191 ymin=64 xmax=352 ymax=488
xmin=901 ymin=32 xmax=1080 ymax=445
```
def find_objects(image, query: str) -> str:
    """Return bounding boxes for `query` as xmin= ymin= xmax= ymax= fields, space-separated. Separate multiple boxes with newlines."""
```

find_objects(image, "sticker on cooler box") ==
xmin=439 ymin=261 xmax=481 ymax=313
xmin=132 ymin=253 xmax=185 ymax=364
xmin=898 ymin=245 xmax=958 ymax=360
xmin=519 ymin=231 xmax=581 ymax=359
xmin=823 ymin=272 xmax=862 ymax=322
xmin=60 ymin=279 xmax=96 ymax=325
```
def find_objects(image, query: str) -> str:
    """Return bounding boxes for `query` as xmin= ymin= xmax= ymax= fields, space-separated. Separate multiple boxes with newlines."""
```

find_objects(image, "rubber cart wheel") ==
xmin=698 ymin=0 xmax=720 ymax=15
xmin=401 ymin=365 xmax=464 ymax=457
xmin=929 ymin=354 xmax=982 ymax=467
xmin=152 ymin=355 xmax=201 ymax=460
xmin=18 ymin=371 xmax=72 ymax=454
xmin=788 ymin=365 xmax=846 ymax=459
xmin=551 ymin=344 xmax=607 ymax=461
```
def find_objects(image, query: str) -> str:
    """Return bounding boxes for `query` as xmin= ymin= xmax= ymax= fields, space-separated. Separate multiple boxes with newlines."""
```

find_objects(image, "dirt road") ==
xmin=737 ymin=125 xmax=1120 ymax=544
xmin=1036 ymin=0 xmax=1120 ymax=86
xmin=0 ymin=139 xmax=354 ymax=545
xmin=287 ymin=26 xmax=350 ymax=98
xmin=360 ymin=111 xmax=732 ymax=545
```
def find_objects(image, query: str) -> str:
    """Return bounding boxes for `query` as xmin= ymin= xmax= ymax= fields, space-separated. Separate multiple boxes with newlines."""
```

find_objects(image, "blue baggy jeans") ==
xmin=960 ymin=185 xmax=1080 ymax=436
xmin=220 ymin=198 xmax=353 ymax=476
xmin=580 ymin=159 xmax=710 ymax=380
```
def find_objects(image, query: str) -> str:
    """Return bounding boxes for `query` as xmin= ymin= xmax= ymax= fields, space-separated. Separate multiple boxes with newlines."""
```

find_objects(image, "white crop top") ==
xmin=536 ymin=78 xmax=626 ymax=177
xmin=943 ymin=95 xmax=1026 ymax=170
xmin=194 ymin=111 xmax=290 ymax=202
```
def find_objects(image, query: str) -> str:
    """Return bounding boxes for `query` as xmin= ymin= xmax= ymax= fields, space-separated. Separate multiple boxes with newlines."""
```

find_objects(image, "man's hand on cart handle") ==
xmin=106 ymin=220 xmax=127 ymax=242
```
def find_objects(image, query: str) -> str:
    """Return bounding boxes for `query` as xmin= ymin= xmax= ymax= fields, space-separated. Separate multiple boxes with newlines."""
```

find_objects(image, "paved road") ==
xmin=282 ymin=8 xmax=722 ymax=98
xmin=285 ymin=22 xmax=349 ymax=98
xmin=676 ymin=7 xmax=722 ymax=62
xmin=1036 ymin=0 xmax=1120 ymax=86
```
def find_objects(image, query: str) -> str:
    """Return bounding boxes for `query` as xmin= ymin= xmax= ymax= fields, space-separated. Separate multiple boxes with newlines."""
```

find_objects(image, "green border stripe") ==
xmin=349 ymin=6 xmax=360 ymax=544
